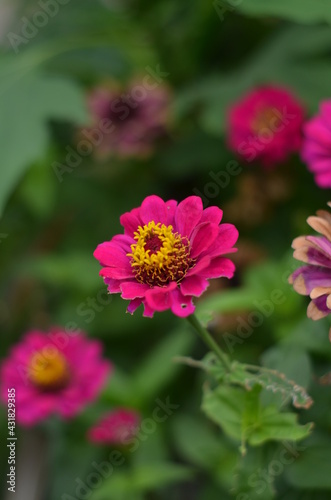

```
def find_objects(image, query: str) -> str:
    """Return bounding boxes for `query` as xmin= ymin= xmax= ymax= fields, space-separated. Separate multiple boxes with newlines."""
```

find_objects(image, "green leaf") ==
xmin=228 ymin=363 xmax=313 ymax=410
xmin=202 ymin=385 xmax=312 ymax=451
xmin=232 ymin=0 xmax=331 ymax=25
xmin=233 ymin=446 xmax=276 ymax=500
xmin=242 ymin=386 xmax=262 ymax=442
xmin=100 ymin=368 xmax=135 ymax=407
xmin=90 ymin=463 xmax=193 ymax=500
xmin=21 ymin=253 xmax=102 ymax=293
xmin=172 ymin=414 xmax=237 ymax=474
xmin=18 ymin=159 xmax=57 ymax=218
xmin=7 ymin=1 xmax=157 ymax=71
xmin=132 ymin=429 xmax=168 ymax=466
xmin=248 ymin=406 xmax=311 ymax=446
xmin=279 ymin=317 xmax=331 ymax=358
xmin=261 ymin=346 xmax=312 ymax=391
xmin=49 ymin=426 xmax=103 ymax=500
xmin=131 ymin=463 xmax=193 ymax=490
xmin=0 ymin=62 xmax=87 ymax=217
xmin=285 ymin=440 xmax=331 ymax=489
xmin=202 ymin=385 xmax=245 ymax=444
xmin=89 ymin=471 xmax=137 ymax=500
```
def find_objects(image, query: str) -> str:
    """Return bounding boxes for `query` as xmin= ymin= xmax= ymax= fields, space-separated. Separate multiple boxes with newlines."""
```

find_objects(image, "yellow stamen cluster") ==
xmin=127 ymin=221 xmax=192 ymax=286
xmin=28 ymin=349 xmax=69 ymax=390
xmin=252 ymin=107 xmax=281 ymax=133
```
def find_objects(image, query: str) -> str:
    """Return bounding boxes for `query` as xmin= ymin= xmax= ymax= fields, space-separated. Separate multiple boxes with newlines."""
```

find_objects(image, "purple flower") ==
xmin=289 ymin=203 xmax=331 ymax=338
xmin=86 ymin=80 xmax=170 ymax=158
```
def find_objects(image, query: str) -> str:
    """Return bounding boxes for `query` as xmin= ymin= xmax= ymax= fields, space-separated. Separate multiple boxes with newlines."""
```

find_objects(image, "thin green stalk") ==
xmin=187 ymin=314 xmax=232 ymax=372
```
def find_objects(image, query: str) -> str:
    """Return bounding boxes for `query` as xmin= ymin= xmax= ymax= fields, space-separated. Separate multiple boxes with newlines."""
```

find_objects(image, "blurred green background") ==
xmin=1 ymin=1 xmax=331 ymax=499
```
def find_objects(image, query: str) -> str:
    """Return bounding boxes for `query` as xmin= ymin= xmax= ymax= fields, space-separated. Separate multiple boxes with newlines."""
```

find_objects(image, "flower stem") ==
xmin=187 ymin=314 xmax=232 ymax=372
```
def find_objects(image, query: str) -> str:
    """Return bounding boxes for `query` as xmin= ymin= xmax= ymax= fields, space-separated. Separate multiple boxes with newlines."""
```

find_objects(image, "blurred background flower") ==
xmin=0 ymin=329 xmax=111 ymax=425
xmin=227 ymin=85 xmax=305 ymax=167
xmin=85 ymin=80 xmax=171 ymax=159
xmin=301 ymin=100 xmax=331 ymax=188
xmin=87 ymin=407 xmax=141 ymax=445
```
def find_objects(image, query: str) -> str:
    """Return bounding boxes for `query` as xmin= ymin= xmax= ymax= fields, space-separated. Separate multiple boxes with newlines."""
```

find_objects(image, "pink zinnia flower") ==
xmin=87 ymin=80 xmax=170 ymax=158
xmin=301 ymin=100 xmax=331 ymax=188
xmin=227 ymin=85 xmax=305 ymax=167
xmin=94 ymin=195 xmax=238 ymax=318
xmin=88 ymin=408 xmax=140 ymax=445
xmin=0 ymin=329 xmax=112 ymax=426
xmin=289 ymin=203 xmax=331 ymax=338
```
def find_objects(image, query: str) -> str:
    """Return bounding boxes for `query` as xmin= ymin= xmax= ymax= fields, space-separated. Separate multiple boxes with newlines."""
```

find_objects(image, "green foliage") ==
xmin=179 ymin=351 xmax=312 ymax=455
xmin=172 ymin=414 xmax=237 ymax=477
xmin=196 ymin=254 xmax=303 ymax=325
xmin=101 ymin=327 xmax=195 ymax=407
xmin=22 ymin=253 xmax=102 ymax=292
xmin=202 ymin=385 xmax=311 ymax=453
xmin=285 ymin=438 xmax=331 ymax=489
xmin=261 ymin=346 xmax=312 ymax=392
xmin=179 ymin=353 xmax=313 ymax=409
xmin=132 ymin=328 xmax=194 ymax=403
xmin=233 ymin=0 xmax=331 ymax=24
xmin=233 ymin=446 xmax=276 ymax=500
xmin=89 ymin=463 xmax=193 ymax=500
xmin=0 ymin=59 xmax=87 ymax=217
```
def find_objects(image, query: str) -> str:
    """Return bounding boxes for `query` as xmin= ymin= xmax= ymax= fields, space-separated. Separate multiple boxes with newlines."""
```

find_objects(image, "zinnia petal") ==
xmin=140 ymin=195 xmax=168 ymax=225
xmin=175 ymin=196 xmax=203 ymax=237
xmin=180 ymin=275 xmax=209 ymax=297
xmin=145 ymin=282 xmax=177 ymax=311
xmin=120 ymin=282 xmax=150 ymax=299
xmin=190 ymin=222 xmax=219 ymax=259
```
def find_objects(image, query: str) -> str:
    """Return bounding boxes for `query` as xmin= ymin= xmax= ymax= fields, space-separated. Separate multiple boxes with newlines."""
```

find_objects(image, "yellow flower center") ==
xmin=28 ymin=348 xmax=70 ymax=390
xmin=251 ymin=107 xmax=282 ymax=134
xmin=127 ymin=221 xmax=193 ymax=286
